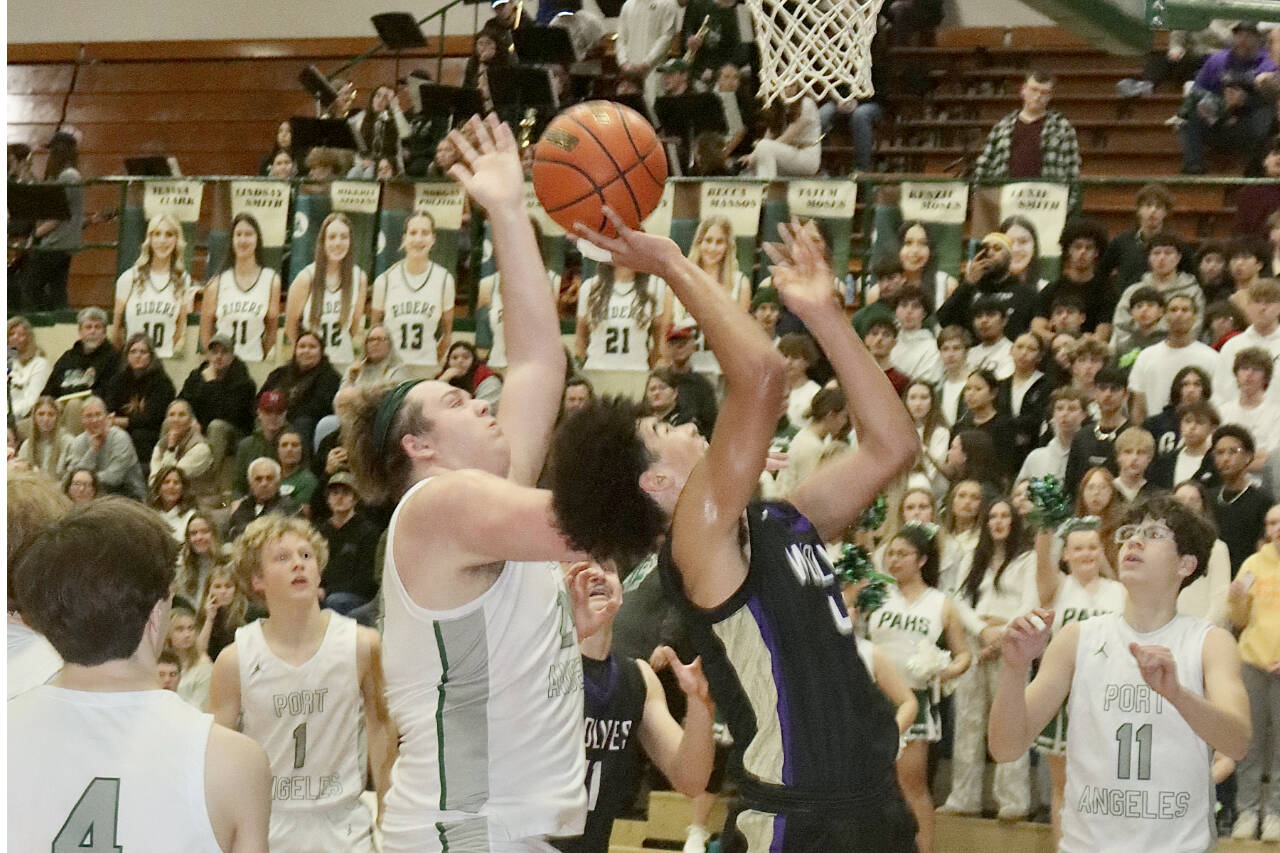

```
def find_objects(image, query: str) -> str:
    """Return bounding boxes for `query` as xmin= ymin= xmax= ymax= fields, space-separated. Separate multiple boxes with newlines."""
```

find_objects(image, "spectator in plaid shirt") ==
xmin=972 ymin=70 xmax=1081 ymax=186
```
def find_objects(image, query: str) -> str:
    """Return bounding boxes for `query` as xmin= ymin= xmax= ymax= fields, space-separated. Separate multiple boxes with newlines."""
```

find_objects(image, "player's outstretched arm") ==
xmin=766 ymin=221 xmax=918 ymax=542
xmin=204 ymin=724 xmax=271 ymax=853
xmin=989 ymin=610 xmax=1074 ymax=762
xmin=637 ymin=647 xmax=716 ymax=798
xmin=448 ymin=114 xmax=565 ymax=486
xmin=576 ymin=209 xmax=787 ymax=607
xmin=358 ymin=627 xmax=397 ymax=819
xmin=208 ymin=644 xmax=242 ymax=731
xmin=1130 ymin=626 xmax=1251 ymax=761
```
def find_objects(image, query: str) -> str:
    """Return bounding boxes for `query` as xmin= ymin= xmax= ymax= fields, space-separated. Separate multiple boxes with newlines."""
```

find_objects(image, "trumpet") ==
xmin=683 ymin=15 xmax=709 ymax=63
xmin=520 ymin=108 xmax=538 ymax=150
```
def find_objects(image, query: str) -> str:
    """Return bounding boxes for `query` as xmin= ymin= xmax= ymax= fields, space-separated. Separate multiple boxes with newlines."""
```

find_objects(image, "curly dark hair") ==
xmin=342 ymin=382 xmax=433 ymax=506
xmin=1122 ymin=495 xmax=1216 ymax=589
xmin=547 ymin=397 xmax=667 ymax=563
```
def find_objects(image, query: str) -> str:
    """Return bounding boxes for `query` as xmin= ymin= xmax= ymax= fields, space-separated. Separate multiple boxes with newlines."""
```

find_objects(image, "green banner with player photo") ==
xmin=287 ymin=192 xmax=331 ymax=283
xmin=229 ymin=180 xmax=291 ymax=274
xmin=865 ymin=180 xmax=968 ymax=306
xmin=697 ymin=180 xmax=766 ymax=284
xmin=998 ymin=181 xmax=1070 ymax=282
xmin=116 ymin=180 xmax=203 ymax=275
xmin=329 ymin=181 xmax=381 ymax=280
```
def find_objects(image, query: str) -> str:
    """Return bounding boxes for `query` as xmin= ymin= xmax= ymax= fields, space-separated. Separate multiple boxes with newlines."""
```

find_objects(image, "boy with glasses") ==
xmin=988 ymin=495 xmax=1251 ymax=853
xmin=1210 ymin=424 xmax=1274 ymax=575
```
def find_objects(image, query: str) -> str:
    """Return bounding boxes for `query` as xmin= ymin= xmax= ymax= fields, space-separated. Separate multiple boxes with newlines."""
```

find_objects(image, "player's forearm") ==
xmin=987 ymin=661 xmax=1036 ymax=762
xmin=803 ymin=307 xmax=918 ymax=470
xmin=490 ymin=210 xmax=564 ymax=371
xmin=1170 ymin=685 xmax=1251 ymax=762
xmin=668 ymin=698 xmax=716 ymax=797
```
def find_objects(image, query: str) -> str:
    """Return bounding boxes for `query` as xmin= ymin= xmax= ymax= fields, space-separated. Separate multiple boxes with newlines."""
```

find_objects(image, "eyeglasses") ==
xmin=1113 ymin=524 xmax=1176 ymax=544
xmin=1214 ymin=446 xmax=1249 ymax=456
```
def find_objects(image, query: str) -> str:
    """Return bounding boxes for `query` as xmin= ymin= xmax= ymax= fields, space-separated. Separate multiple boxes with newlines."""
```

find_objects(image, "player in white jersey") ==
xmin=671 ymin=215 xmax=752 ymax=375
xmin=866 ymin=521 xmax=972 ymax=853
xmin=286 ymin=212 xmax=368 ymax=366
xmin=990 ymin=495 xmax=1251 ymax=853
xmin=209 ymin=514 xmax=393 ymax=853
xmin=112 ymin=212 xmax=193 ymax=359
xmin=9 ymin=498 xmax=270 ymax=852
xmin=477 ymin=266 xmax=562 ymax=370
xmin=342 ymin=115 xmax=597 ymax=852
xmin=575 ymin=262 xmax=671 ymax=396
xmin=371 ymin=211 xmax=457 ymax=371
xmin=202 ymin=213 xmax=282 ymax=363
xmin=1029 ymin=518 xmax=1127 ymax=843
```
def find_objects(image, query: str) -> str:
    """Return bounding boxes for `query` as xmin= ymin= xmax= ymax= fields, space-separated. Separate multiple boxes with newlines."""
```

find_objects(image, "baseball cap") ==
xmin=207 ymin=333 xmax=233 ymax=351
xmin=327 ymin=471 xmax=357 ymax=491
xmin=667 ymin=321 xmax=697 ymax=342
xmin=257 ymin=390 xmax=288 ymax=414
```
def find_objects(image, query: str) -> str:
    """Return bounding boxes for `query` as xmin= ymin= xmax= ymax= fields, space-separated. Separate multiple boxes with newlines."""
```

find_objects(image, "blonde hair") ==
xmin=131 ymin=213 xmax=189 ymax=302
xmin=23 ymin=396 xmax=70 ymax=474
xmin=232 ymin=515 xmax=330 ymax=591
xmin=1115 ymin=426 xmax=1155 ymax=455
xmin=688 ymin=216 xmax=740 ymax=293
xmin=197 ymin=562 xmax=248 ymax=631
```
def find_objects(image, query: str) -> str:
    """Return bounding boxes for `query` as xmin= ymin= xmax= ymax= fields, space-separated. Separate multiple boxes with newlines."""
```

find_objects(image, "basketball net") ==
xmin=745 ymin=0 xmax=883 ymax=105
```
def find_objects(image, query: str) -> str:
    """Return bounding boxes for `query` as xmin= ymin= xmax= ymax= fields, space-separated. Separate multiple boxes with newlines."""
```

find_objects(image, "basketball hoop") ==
xmin=745 ymin=0 xmax=884 ymax=105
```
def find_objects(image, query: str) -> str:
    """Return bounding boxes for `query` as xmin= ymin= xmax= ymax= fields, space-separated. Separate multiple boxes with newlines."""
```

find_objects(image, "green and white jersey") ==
xmin=379 ymin=477 xmax=587 ymax=852
xmin=577 ymin=275 xmax=665 ymax=373
xmin=9 ymin=686 xmax=221 ymax=852
xmin=482 ymin=268 xmax=561 ymax=370
xmin=213 ymin=267 xmax=277 ymax=363
xmin=116 ymin=269 xmax=190 ymax=358
xmin=1062 ymin=613 xmax=1215 ymax=853
xmin=670 ymin=271 xmax=750 ymax=375
xmin=373 ymin=260 xmax=456 ymax=369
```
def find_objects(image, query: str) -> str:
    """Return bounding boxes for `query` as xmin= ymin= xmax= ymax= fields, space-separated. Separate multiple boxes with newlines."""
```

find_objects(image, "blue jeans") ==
xmin=818 ymin=101 xmax=884 ymax=172
xmin=1178 ymin=104 xmax=1274 ymax=175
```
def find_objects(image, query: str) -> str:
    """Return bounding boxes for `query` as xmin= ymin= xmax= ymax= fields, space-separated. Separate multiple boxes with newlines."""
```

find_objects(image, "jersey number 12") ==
xmin=53 ymin=777 xmax=122 ymax=852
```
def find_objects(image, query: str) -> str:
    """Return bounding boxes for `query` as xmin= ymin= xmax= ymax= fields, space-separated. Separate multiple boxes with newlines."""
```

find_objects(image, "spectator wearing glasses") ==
xmin=1210 ymin=423 xmax=1274 ymax=575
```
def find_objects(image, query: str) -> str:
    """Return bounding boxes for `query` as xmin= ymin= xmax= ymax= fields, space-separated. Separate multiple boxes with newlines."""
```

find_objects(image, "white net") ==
xmin=745 ymin=0 xmax=883 ymax=105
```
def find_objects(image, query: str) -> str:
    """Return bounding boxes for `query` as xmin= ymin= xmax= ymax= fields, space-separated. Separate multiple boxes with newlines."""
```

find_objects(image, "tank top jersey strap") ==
xmin=379 ymin=477 xmax=587 ymax=852
xmin=214 ymin=267 xmax=274 ymax=363
xmin=1061 ymin=613 xmax=1215 ymax=853
xmin=8 ymin=686 xmax=221 ymax=852
xmin=657 ymin=499 xmax=904 ymax=808
xmin=235 ymin=612 xmax=366 ymax=814
xmin=554 ymin=654 xmax=648 ymax=853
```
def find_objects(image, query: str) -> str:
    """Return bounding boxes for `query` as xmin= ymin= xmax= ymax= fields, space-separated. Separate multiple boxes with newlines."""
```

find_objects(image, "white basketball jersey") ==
xmin=8 ymin=621 xmax=61 ymax=699
xmin=8 ymin=686 xmax=221 ymax=852
xmin=482 ymin=268 xmax=562 ymax=370
xmin=235 ymin=613 xmax=367 ymax=827
xmin=379 ymin=478 xmax=587 ymax=852
xmin=577 ymin=275 xmax=665 ymax=372
xmin=1051 ymin=575 xmax=1127 ymax=635
xmin=866 ymin=586 xmax=947 ymax=690
xmin=300 ymin=263 xmax=362 ymax=365
xmin=373 ymin=261 xmax=457 ymax=368
xmin=671 ymin=272 xmax=749 ymax=375
xmin=214 ymin=267 xmax=275 ymax=363
xmin=115 ymin=269 xmax=189 ymax=358
xmin=1061 ymin=613 xmax=1215 ymax=853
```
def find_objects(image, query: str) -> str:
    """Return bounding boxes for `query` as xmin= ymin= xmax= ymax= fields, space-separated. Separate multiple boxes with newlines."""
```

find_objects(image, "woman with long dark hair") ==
xmin=22 ymin=131 xmax=83 ymax=310
xmin=260 ymin=329 xmax=342 ymax=448
xmin=148 ymin=463 xmax=198 ymax=541
xmin=574 ymin=261 xmax=670 ymax=397
xmin=894 ymin=220 xmax=957 ymax=316
xmin=1144 ymin=364 xmax=1213 ymax=455
xmin=1001 ymin=214 xmax=1048 ymax=292
xmin=346 ymin=85 xmax=411 ymax=172
xmin=438 ymin=340 xmax=503 ymax=407
xmin=952 ymin=370 xmax=1018 ymax=484
xmin=102 ymin=332 xmax=176 ymax=467
xmin=150 ymin=399 xmax=213 ymax=496
xmin=941 ymin=496 xmax=1034 ymax=820
xmin=201 ymin=212 xmax=281 ymax=362
xmin=285 ymin=212 xmax=368 ymax=366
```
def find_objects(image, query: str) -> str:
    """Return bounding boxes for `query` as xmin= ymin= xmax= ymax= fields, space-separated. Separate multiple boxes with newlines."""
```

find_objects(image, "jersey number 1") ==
xmin=53 ymin=777 xmax=122 ymax=852
xmin=1115 ymin=722 xmax=1153 ymax=781
xmin=293 ymin=722 xmax=308 ymax=769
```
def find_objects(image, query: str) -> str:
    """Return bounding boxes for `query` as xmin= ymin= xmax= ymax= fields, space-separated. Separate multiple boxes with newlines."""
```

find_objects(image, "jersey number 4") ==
xmin=54 ymin=777 xmax=122 ymax=852
xmin=1115 ymin=722 xmax=1153 ymax=781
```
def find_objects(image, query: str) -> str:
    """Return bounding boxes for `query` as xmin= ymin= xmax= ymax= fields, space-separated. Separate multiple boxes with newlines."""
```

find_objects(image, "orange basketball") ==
xmin=531 ymin=101 xmax=668 ymax=237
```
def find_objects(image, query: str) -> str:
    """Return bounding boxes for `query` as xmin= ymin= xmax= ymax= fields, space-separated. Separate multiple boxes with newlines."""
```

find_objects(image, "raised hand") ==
xmin=565 ymin=560 xmax=620 ymax=641
xmin=650 ymin=645 xmax=712 ymax=708
xmin=1001 ymin=608 xmax=1055 ymax=670
xmin=1129 ymin=642 xmax=1182 ymax=702
xmin=573 ymin=206 xmax=684 ymax=280
xmin=446 ymin=114 xmax=525 ymax=213
xmin=762 ymin=219 xmax=838 ymax=319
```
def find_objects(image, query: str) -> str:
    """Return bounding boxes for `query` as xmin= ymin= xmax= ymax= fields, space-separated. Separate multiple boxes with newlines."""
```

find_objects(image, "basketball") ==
xmin=530 ymin=100 xmax=668 ymax=237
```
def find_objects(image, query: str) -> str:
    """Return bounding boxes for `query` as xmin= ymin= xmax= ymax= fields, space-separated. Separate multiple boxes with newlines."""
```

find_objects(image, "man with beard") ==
xmin=936 ymin=232 xmax=1038 ymax=338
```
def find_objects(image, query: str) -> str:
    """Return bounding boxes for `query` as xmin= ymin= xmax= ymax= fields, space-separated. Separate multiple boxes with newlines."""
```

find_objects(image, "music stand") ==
xmin=604 ymin=93 xmax=655 ymax=127
xmin=7 ymin=182 xmax=71 ymax=224
xmin=372 ymin=12 xmax=427 ymax=81
xmin=289 ymin=117 xmax=361 ymax=161
xmin=415 ymin=84 xmax=485 ymax=125
xmin=512 ymin=26 xmax=577 ymax=67
xmin=654 ymin=93 xmax=727 ymax=175
xmin=299 ymin=65 xmax=339 ymax=109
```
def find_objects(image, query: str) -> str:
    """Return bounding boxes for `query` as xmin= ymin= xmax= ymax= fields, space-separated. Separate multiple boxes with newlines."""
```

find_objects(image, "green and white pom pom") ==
xmin=833 ymin=543 xmax=896 ymax=613
xmin=1027 ymin=475 xmax=1073 ymax=531
xmin=858 ymin=494 xmax=888 ymax=532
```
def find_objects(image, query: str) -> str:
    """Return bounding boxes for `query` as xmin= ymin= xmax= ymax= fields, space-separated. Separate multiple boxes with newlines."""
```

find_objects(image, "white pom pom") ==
xmin=1027 ymin=613 xmax=1047 ymax=632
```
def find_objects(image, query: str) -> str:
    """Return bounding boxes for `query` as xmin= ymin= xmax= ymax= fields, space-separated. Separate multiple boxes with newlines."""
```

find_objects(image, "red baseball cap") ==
xmin=257 ymin=390 xmax=287 ymax=414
